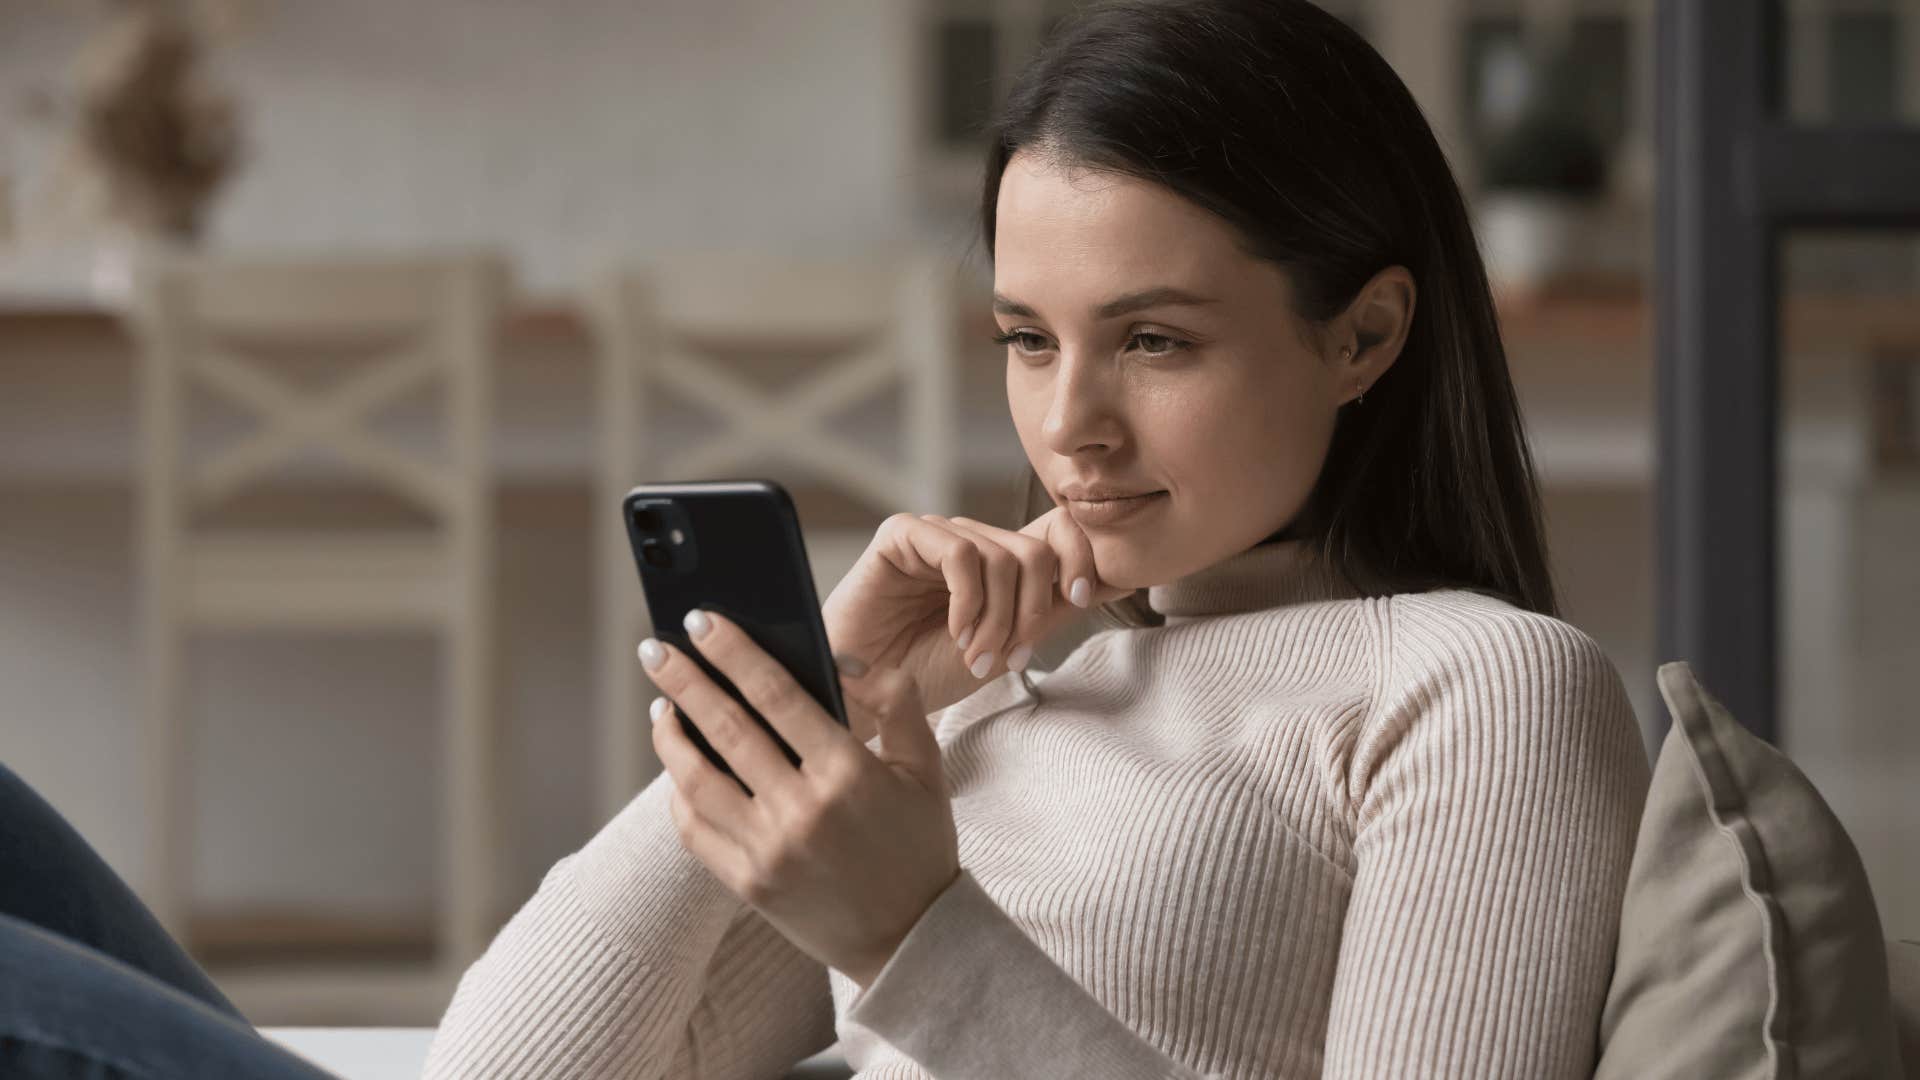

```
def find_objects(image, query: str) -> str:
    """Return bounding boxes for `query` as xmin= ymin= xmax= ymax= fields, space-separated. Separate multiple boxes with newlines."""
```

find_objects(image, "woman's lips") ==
xmin=1067 ymin=490 xmax=1167 ymax=527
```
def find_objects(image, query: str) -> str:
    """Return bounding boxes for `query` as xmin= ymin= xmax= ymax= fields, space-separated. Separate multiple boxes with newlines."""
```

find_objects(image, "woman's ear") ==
xmin=1333 ymin=265 xmax=1416 ymax=393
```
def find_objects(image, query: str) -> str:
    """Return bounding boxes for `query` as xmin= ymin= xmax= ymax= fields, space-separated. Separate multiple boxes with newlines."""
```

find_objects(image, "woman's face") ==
xmin=993 ymin=150 xmax=1351 ymax=590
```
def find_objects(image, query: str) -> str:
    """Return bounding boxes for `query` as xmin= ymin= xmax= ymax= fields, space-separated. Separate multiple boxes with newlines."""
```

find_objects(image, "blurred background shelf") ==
xmin=7 ymin=280 xmax=1916 ymax=490
xmin=191 ymin=909 xmax=454 ymax=1025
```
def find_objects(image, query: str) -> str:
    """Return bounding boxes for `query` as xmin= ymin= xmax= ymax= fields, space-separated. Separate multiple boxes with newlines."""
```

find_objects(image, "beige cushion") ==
xmin=1593 ymin=661 xmax=1903 ymax=1079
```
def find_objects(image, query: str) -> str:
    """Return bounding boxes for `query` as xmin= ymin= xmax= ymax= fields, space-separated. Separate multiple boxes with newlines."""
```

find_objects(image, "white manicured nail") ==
xmin=1006 ymin=643 xmax=1032 ymax=672
xmin=638 ymin=638 xmax=666 ymax=671
xmin=682 ymin=608 xmax=711 ymax=639
xmin=649 ymin=696 xmax=669 ymax=722
xmin=1070 ymin=578 xmax=1091 ymax=608
xmin=970 ymin=651 xmax=994 ymax=679
xmin=956 ymin=625 xmax=973 ymax=650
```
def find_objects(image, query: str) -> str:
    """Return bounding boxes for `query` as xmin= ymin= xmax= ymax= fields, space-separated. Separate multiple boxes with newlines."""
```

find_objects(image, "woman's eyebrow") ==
xmin=992 ymin=286 xmax=1221 ymax=320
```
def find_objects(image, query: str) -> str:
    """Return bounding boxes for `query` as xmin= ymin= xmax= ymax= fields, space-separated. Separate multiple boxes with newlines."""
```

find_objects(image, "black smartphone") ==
xmin=623 ymin=479 xmax=849 ymax=791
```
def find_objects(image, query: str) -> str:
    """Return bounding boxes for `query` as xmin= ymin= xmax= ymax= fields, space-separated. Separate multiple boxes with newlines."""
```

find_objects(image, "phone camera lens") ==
xmin=640 ymin=539 xmax=673 ymax=568
xmin=632 ymin=506 xmax=664 ymax=532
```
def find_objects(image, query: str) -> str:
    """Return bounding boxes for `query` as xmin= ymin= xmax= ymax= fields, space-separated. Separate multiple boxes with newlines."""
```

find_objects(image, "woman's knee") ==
xmin=0 ymin=915 xmax=331 ymax=1079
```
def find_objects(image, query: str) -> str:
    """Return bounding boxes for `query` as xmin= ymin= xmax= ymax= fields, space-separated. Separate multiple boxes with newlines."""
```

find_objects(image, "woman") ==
xmin=0 ymin=2 xmax=1648 ymax=1078
xmin=427 ymin=1 xmax=1649 ymax=1078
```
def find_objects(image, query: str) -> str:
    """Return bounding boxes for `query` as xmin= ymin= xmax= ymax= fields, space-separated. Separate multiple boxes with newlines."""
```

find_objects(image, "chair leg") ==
xmin=597 ymin=561 xmax=660 ymax=823
xmin=593 ymin=324 xmax=655 ymax=822
xmin=140 ymin=583 xmax=189 ymax=945
xmin=442 ymin=605 xmax=494 ymax=972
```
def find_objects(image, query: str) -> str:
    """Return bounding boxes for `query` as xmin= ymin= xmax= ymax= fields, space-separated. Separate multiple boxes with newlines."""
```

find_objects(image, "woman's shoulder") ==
xmin=1388 ymin=584 xmax=1608 ymax=649
xmin=1344 ymin=586 xmax=1650 ymax=823
xmin=1380 ymin=586 xmax=1626 ymax=702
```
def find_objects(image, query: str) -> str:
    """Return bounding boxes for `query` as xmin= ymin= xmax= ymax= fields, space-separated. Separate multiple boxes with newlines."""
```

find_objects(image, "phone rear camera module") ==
xmin=632 ymin=506 xmax=664 ymax=533
xmin=640 ymin=539 xmax=674 ymax=569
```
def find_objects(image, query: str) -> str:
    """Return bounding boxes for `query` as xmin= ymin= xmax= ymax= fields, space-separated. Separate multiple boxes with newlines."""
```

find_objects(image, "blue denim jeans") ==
xmin=0 ymin=763 xmax=337 ymax=1079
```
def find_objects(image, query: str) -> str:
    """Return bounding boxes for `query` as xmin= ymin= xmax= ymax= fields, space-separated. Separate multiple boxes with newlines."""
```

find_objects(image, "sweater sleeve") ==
xmin=840 ymin=867 xmax=1225 ymax=1080
xmin=422 ymin=767 xmax=837 ymax=1079
xmin=1324 ymin=597 xmax=1652 ymax=1079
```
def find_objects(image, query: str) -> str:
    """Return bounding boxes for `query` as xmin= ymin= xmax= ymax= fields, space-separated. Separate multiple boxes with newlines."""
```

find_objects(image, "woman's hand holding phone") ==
xmin=643 ymin=607 xmax=961 ymax=988
xmin=820 ymin=505 xmax=1134 ymax=731
xmin=631 ymin=491 xmax=1129 ymax=987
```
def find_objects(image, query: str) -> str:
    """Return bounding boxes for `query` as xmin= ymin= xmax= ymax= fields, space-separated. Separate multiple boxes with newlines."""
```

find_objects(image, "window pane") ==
xmin=1830 ymin=12 xmax=1899 ymax=123
xmin=1463 ymin=15 xmax=1526 ymax=146
xmin=1570 ymin=16 xmax=1630 ymax=146
xmin=1778 ymin=230 xmax=1920 ymax=943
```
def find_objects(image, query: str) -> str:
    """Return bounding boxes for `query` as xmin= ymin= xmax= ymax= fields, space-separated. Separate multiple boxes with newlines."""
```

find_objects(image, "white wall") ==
xmin=1 ymin=0 xmax=949 ymax=294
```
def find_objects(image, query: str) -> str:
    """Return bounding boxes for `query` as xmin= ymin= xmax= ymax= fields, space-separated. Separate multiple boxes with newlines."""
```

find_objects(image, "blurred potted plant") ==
xmin=1474 ymin=37 xmax=1610 ymax=295
xmin=58 ymin=0 xmax=246 ymax=296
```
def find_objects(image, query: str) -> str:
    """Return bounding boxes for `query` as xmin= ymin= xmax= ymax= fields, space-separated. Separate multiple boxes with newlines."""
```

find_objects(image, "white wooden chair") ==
xmin=582 ymin=252 xmax=960 ymax=820
xmin=126 ymin=254 xmax=508 ymax=995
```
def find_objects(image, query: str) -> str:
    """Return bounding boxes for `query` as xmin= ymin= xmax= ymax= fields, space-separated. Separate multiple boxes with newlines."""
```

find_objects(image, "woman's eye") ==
xmin=1131 ymin=332 xmax=1186 ymax=356
xmin=991 ymin=329 xmax=1191 ymax=357
xmin=992 ymin=330 xmax=1051 ymax=354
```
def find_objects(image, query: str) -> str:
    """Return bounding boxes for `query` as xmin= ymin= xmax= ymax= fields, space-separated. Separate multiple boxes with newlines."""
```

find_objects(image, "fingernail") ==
xmin=1070 ymin=578 xmax=1091 ymax=608
xmin=1006 ymin=643 xmax=1032 ymax=672
xmin=956 ymin=625 xmax=973 ymax=650
xmin=970 ymin=651 xmax=994 ymax=679
xmin=682 ymin=608 xmax=711 ymax=640
xmin=834 ymin=652 xmax=868 ymax=677
xmin=638 ymin=637 xmax=666 ymax=671
xmin=649 ymin=696 xmax=669 ymax=722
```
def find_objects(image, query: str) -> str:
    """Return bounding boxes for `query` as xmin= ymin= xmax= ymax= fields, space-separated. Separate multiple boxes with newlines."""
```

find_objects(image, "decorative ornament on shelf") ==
xmin=1474 ymin=34 xmax=1612 ymax=300
xmin=64 ymin=0 xmax=248 ymax=300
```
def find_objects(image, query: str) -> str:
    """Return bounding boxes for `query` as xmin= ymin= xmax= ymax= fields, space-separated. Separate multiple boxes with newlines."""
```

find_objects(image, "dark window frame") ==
xmin=1654 ymin=0 xmax=1920 ymax=746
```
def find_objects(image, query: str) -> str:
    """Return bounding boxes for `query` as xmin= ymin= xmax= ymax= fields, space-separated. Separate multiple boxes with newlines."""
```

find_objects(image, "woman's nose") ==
xmin=1041 ymin=351 xmax=1122 ymax=456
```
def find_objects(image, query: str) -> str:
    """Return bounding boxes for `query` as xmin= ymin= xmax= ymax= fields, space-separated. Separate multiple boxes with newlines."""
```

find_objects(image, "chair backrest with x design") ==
xmin=587 ymin=253 xmax=960 ymax=516
xmin=582 ymin=251 xmax=962 ymax=816
xmin=133 ymin=256 xmax=505 ymax=532
xmin=129 ymin=254 xmax=510 ymax=628
xmin=124 ymin=253 xmax=509 ymax=970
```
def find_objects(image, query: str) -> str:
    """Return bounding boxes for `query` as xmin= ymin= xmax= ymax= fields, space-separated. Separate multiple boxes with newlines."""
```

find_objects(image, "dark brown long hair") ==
xmin=981 ymin=0 xmax=1559 ymax=627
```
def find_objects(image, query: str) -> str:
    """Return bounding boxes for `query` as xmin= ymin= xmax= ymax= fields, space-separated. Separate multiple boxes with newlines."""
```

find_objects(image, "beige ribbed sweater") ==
xmin=424 ymin=536 xmax=1652 ymax=1079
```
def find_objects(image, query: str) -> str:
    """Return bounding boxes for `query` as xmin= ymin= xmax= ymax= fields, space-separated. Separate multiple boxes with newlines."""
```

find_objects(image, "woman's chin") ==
xmin=1084 ymin=533 xmax=1165 ymax=592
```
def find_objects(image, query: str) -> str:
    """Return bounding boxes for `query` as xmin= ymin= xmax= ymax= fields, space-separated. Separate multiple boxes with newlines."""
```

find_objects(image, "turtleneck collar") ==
xmin=1144 ymin=536 xmax=1363 ymax=624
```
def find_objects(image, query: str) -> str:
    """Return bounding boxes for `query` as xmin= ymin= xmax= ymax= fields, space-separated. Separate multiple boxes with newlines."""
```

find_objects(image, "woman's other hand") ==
xmin=820 ymin=506 xmax=1133 ymax=728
